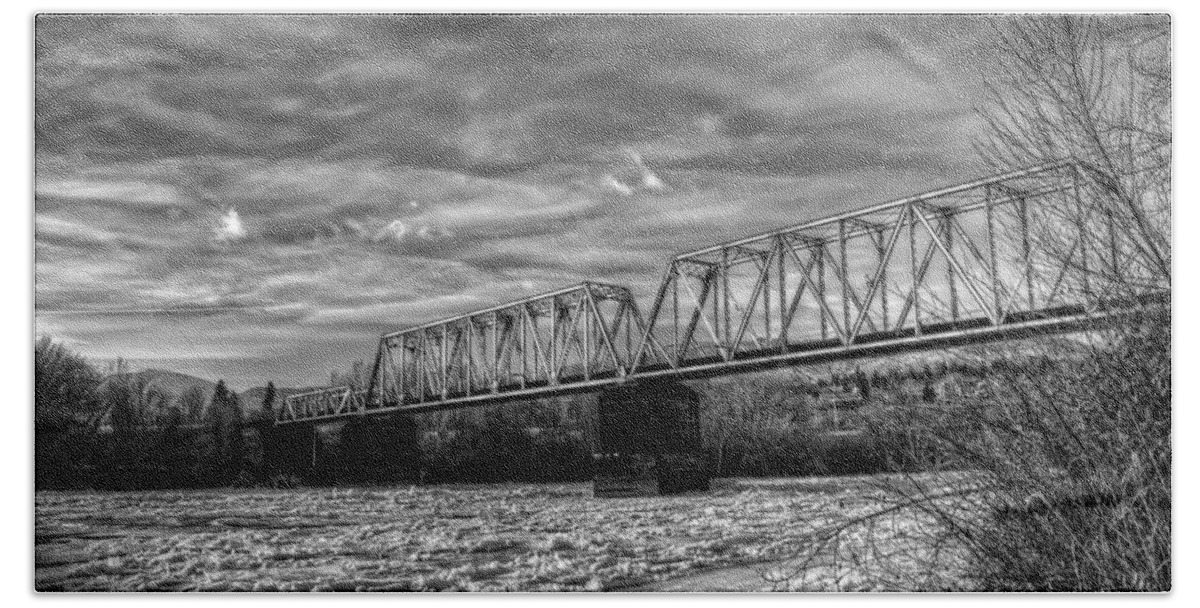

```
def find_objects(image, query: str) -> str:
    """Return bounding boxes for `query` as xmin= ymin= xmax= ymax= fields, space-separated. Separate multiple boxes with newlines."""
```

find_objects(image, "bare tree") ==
xmin=781 ymin=16 xmax=1172 ymax=591
xmin=178 ymin=385 xmax=208 ymax=424
xmin=34 ymin=336 xmax=102 ymax=432
xmin=34 ymin=337 xmax=103 ymax=488
xmin=976 ymin=15 xmax=1170 ymax=293
xmin=698 ymin=374 xmax=813 ymax=477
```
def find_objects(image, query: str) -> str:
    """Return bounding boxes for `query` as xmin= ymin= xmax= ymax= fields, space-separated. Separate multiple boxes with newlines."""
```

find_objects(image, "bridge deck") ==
xmin=279 ymin=160 xmax=1168 ymax=425
xmin=278 ymin=295 xmax=1164 ymax=423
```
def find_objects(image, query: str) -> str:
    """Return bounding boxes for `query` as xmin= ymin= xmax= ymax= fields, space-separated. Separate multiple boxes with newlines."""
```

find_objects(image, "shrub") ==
xmin=789 ymin=310 xmax=1169 ymax=591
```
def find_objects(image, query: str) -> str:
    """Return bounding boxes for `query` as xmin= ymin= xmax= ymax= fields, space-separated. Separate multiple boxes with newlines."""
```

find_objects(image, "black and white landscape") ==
xmin=34 ymin=13 xmax=1170 ymax=592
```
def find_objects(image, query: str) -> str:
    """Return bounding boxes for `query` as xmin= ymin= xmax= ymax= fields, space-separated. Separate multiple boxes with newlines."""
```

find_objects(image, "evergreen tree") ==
xmin=106 ymin=360 xmax=147 ymax=435
xmin=205 ymin=380 xmax=245 ymax=485
xmin=252 ymin=381 xmax=278 ymax=483
xmin=103 ymin=361 xmax=165 ymax=489
xmin=260 ymin=381 xmax=277 ymax=420
xmin=226 ymin=390 xmax=245 ymax=482
xmin=156 ymin=405 xmax=189 ymax=488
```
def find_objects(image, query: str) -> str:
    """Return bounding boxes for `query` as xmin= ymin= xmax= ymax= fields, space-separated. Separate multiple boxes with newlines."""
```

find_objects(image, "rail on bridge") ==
xmin=278 ymin=160 xmax=1167 ymax=424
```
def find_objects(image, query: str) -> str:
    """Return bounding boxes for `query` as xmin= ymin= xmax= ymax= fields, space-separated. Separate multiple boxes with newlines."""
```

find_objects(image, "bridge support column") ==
xmin=311 ymin=423 xmax=319 ymax=469
xmin=593 ymin=379 xmax=710 ymax=497
xmin=337 ymin=413 xmax=422 ymax=484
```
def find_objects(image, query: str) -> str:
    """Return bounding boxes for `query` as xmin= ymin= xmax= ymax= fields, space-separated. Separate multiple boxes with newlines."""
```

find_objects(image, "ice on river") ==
xmin=35 ymin=474 xmax=969 ymax=592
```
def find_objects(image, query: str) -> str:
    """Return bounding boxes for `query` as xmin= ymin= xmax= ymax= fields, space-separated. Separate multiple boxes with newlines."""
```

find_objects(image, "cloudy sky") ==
xmin=35 ymin=14 xmax=1014 ymax=390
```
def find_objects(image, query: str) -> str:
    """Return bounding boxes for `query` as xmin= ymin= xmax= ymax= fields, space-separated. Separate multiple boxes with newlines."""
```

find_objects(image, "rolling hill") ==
xmin=98 ymin=369 xmax=318 ymax=423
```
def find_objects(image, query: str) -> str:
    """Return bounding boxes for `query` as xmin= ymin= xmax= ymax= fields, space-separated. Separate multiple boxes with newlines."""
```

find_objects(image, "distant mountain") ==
xmin=132 ymin=368 xmax=218 ymax=400
xmin=96 ymin=369 xmax=215 ymax=423
xmin=99 ymin=369 xmax=320 ymax=423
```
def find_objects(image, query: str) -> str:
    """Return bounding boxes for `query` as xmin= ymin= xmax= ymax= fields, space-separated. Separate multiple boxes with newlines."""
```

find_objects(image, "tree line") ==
xmin=36 ymin=332 xmax=1045 ymax=491
xmin=34 ymin=338 xmax=277 ymax=490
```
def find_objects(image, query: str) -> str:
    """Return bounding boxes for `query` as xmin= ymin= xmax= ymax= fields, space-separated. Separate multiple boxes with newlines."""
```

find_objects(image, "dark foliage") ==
xmin=37 ymin=336 xmax=1130 ymax=499
xmin=419 ymin=401 xmax=594 ymax=484
xmin=34 ymin=337 xmax=103 ymax=489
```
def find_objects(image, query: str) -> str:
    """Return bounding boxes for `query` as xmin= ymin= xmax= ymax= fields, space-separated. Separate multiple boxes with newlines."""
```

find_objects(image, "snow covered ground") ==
xmin=35 ymin=474 xmax=972 ymax=592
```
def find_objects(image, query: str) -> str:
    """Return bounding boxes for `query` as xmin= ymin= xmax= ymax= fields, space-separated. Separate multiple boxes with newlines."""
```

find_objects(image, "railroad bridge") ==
xmin=275 ymin=160 xmax=1167 ymax=494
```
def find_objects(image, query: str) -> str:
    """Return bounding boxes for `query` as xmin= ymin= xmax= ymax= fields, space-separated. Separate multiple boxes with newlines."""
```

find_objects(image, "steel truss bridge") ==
xmin=278 ymin=160 xmax=1167 ymax=425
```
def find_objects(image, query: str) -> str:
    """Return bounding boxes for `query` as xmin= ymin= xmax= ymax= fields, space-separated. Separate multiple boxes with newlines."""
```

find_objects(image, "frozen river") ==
xmin=35 ymin=474 xmax=969 ymax=592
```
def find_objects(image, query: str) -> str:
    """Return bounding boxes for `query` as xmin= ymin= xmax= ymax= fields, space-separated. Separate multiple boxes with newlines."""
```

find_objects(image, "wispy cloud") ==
xmin=33 ymin=13 xmax=1032 ymax=388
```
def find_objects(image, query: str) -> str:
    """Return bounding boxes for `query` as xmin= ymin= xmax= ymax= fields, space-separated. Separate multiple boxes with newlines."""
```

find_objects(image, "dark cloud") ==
xmin=35 ymin=14 xmax=1007 ymax=388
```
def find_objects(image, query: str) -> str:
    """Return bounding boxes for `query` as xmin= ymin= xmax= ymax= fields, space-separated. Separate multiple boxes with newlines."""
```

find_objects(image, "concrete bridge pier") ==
xmin=592 ymin=378 xmax=711 ymax=497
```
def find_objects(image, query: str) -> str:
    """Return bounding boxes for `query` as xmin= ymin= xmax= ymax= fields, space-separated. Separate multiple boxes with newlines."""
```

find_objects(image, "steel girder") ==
xmin=627 ymin=159 xmax=1164 ymax=372
xmin=277 ymin=282 xmax=653 ymax=422
xmin=278 ymin=160 xmax=1168 ymax=424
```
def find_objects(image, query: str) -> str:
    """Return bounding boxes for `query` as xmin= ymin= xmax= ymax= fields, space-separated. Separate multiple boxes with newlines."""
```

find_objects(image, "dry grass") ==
xmin=780 ymin=311 xmax=1170 ymax=591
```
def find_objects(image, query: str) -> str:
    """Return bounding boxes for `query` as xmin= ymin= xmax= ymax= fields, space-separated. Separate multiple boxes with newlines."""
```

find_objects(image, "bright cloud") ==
xmin=215 ymin=207 xmax=248 ymax=242
xmin=32 ymin=13 xmax=1101 ymax=389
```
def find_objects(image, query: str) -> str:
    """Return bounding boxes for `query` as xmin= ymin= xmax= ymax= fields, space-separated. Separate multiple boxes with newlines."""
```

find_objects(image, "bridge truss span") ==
xmin=278 ymin=282 xmax=657 ymax=422
xmin=627 ymin=159 xmax=1160 ymax=371
xmin=278 ymin=160 xmax=1167 ymax=424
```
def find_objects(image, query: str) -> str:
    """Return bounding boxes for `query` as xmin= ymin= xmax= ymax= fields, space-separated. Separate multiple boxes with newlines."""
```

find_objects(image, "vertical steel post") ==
xmin=440 ymin=324 xmax=449 ymax=399
xmin=721 ymin=248 xmax=731 ymax=359
xmin=418 ymin=332 xmax=427 ymax=404
xmin=398 ymin=338 xmax=406 ymax=403
xmin=454 ymin=324 xmax=464 ymax=396
xmin=549 ymin=297 xmax=557 ymax=384
xmin=777 ymin=236 xmax=787 ymax=353
xmin=763 ymin=251 xmax=772 ymax=348
xmin=519 ymin=306 xmax=527 ymax=389
xmin=711 ymin=268 xmax=720 ymax=356
xmin=818 ymin=245 xmax=827 ymax=340
xmin=909 ymin=204 xmax=922 ymax=336
xmin=465 ymin=318 xmax=474 ymax=395
xmin=986 ymin=187 xmax=1001 ymax=323
xmin=672 ymin=267 xmax=679 ymax=364
xmin=491 ymin=311 xmax=499 ymax=391
xmin=876 ymin=228 xmax=888 ymax=330
xmin=945 ymin=214 xmax=958 ymax=322
xmin=839 ymin=220 xmax=850 ymax=345
xmin=624 ymin=296 xmax=632 ymax=362
xmin=583 ymin=293 xmax=591 ymax=381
